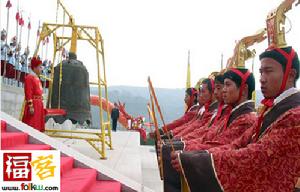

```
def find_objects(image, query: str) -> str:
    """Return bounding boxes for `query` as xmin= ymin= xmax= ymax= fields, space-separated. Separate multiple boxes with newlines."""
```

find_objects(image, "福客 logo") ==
xmin=3 ymin=153 xmax=32 ymax=181
xmin=31 ymin=154 xmax=56 ymax=180
xmin=3 ymin=152 xmax=57 ymax=182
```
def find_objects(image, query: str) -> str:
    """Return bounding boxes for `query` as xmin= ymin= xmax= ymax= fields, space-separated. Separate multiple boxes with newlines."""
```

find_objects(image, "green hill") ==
xmin=90 ymin=86 xmax=264 ymax=129
xmin=90 ymin=86 xmax=186 ymax=129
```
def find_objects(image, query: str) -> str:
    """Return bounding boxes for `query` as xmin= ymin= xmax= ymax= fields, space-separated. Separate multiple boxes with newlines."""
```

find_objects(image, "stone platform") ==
xmin=1 ymin=81 xmax=163 ymax=191
xmin=54 ymin=130 xmax=163 ymax=192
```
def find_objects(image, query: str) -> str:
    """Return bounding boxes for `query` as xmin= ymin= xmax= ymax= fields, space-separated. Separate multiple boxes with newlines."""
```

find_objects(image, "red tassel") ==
xmin=28 ymin=22 xmax=31 ymax=30
xmin=211 ymin=102 xmax=224 ymax=126
xmin=252 ymin=106 xmax=268 ymax=142
xmin=6 ymin=0 xmax=12 ymax=8
xmin=19 ymin=17 xmax=24 ymax=26
xmin=16 ymin=12 xmax=20 ymax=21
xmin=261 ymin=98 xmax=274 ymax=108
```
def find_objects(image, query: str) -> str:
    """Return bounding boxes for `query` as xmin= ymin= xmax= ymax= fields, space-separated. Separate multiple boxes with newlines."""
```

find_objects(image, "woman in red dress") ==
xmin=22 ymin=57 xmax=45 ymax=132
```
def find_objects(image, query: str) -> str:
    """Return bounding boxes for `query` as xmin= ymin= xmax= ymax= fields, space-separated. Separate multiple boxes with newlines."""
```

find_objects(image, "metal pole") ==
xmin=36 ymin=20 xmax=40 ymax=47
xmin=100 ymin=36 xmax=112 ymax=150
xmin=26 ymin=19 xmax=31 ymax=48
xmin=221 ymin=53 xmax=224 ymax=70
xmin=5 ymin=2 xmax=11 ymax=44
xmin=96 ymin=30 xmax=106 ymax=159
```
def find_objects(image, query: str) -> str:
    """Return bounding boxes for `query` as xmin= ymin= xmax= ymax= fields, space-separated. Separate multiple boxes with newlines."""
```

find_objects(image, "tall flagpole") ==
xmin=26 ymin=17 xmax=31 ymax=75
xmin=15 ymin=1 xmax=20 ymax=43
xmin=18 ymin=16 xmax=24 ymax=47
xmin=4 ymin=0 xmax=12 ymax=78
xmin=14 ymin=1 xmax=20 ymax=81
xmin=17 ymin=14 xmax=24 ymax=83
xmin=27 ymin=17 xmax=31 ymax=49
xmin=41 ymin=39 xmax=44 ymax=60
xmin=221 ymin=53 xmax=224 ymax=70
xmin=185 ymin=50 xmax=191 ymax=112
xmin=36 ymin=20 xmax=40 ymax=47
xmin=186 ymin=50 xmax=191 ymax=88
xmin=5 ymin=0 xmax=12 ymax=44
xmin=45 ymin=37 xmax=49 ymax=59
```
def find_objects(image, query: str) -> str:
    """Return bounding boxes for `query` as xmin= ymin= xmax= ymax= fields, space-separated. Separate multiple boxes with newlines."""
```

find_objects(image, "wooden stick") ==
xmin=148 ymin=76 xmax=175 ymax=152
xmin=149 ymin=86 xmax=161 ymax=142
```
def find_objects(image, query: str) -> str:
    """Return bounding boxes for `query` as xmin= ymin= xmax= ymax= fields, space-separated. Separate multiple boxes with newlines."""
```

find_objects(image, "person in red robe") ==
xmin=182 ymin=73 xmax=226 ymax=141
xmin=158 ymin=79 xmax=216 ymax=142
xmin=172 ymin=46 xmax=300 ymax=192
xmin=162 ymin=88 xmax=200 ymax=133
xmin=160 ymin=78 xmax=218 ymax=192
xmin=22 ymin=57 xmax=45 ymax=132
xmin=150 ymin=87 xmax=200 ymax=141
xmin=184 ymin=68 xmax=257 ymax=151
xmin=164 ymin=69 xmax=257 ymax=191
xmin=171 ymin=78 xmax=218 ymax=138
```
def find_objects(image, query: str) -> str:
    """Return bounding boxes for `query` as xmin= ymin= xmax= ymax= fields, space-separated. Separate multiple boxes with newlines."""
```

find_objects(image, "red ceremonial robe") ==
xmin=22 ymin=73 xmax=45 ymax=132
xmin=170 ymin=106 xmax=205 ymax=136
xmin=172 ymin=101 xmax=218 ymax=137
xmin=184 ymin=100 xmax=256 ymax=151
xmin=164 ymin=104 xmax=200 ymax=132
xmin=179 ymin=88 xmax=300 ymax=192
xmin=183 ymin=104 xmax=230 ymax=141
xmin=161 ymin=102 xmax=217 ymax=192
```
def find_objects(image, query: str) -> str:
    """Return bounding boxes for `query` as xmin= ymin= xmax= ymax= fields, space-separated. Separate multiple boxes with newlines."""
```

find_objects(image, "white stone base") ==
xmin=1 ymin=82 xmax=162 ymax=192
xmin=1 ymin=82 xmax=24 ymax=119
xmin=54 ymin=130 xmax=162 ymax=191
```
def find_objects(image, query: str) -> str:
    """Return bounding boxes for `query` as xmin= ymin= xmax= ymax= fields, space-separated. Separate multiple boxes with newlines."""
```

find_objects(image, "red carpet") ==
xmin=88 ymin=181 xmax=122 ymax=192
xmin=3 ymin=144 xmax=52 ymax=150
xmin=61 ymin=156 xmax=75 ymax=176
xmin=1 ymin=132 xmax=29 ymax=148
xmin=1 ymin=120 xmax=122 ymax=192
xmin=1 ymin=120 xmax=6 ymax=132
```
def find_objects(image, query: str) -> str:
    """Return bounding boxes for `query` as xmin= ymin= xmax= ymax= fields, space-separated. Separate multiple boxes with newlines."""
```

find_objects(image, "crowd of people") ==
xmin=1 ymin=29 xmax=51 ymax=88
xmin=154 ymin=45 xmax=300 ymax=192
xmin=147 ymin=1 xmax=300 ymax=191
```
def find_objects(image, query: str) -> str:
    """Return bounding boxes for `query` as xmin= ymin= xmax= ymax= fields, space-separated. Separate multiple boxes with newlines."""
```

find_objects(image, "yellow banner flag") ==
xmin=186 ymin=50 xmax=191 ymax=88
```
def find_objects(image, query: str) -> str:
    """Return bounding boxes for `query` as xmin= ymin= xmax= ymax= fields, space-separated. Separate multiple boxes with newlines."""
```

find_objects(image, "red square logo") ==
xmin=3 ymin=153 xmax=32 ymax=181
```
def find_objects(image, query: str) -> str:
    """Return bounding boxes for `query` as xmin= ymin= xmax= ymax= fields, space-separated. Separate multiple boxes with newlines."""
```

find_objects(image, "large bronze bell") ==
xmin=50 ymin=52 xmax=91 ymax=125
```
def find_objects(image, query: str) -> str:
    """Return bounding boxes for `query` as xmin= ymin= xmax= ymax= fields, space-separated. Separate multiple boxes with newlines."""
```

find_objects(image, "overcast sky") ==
xmin=1 ymin=0 xmax=299 ymax=88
